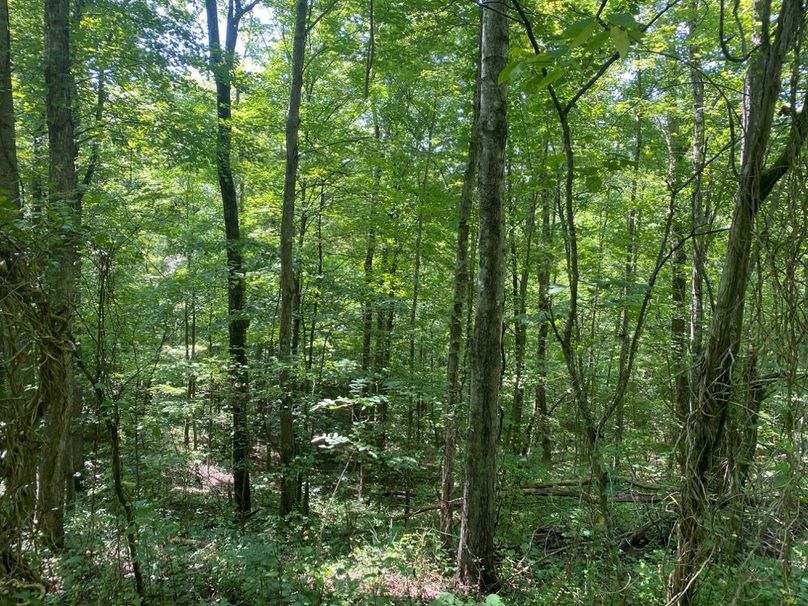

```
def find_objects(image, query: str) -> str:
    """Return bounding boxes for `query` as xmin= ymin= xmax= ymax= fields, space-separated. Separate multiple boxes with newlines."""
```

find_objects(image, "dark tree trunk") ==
xmin=457 ymin=3 xmax=508 ymax=591
xmin=205 ymin=0 xmax=253 ymax=516
xmin=440 ymin=21 xmax=481 ymax=549
xmin=0 ymin=0 xmax=17 ymax=212
xmin=526 ymin=188 xmax=553 ymax=464
xmin=508 ymin=192 xmax=536 ymax=454
xmin=38 ymin=0 xmax=79 ymax=550
xmin=279 ymin=0 xmax=308 ymax=517
xmin=0 ymin=2 xmax=33 ymax=572
xmin=670 ymin=1 xmax=808 ymax=602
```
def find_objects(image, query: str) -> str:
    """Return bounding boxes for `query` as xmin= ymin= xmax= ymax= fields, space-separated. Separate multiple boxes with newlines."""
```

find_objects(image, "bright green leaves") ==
xmin=606 ymin=13 xmax=643 ymax=58
xmin=609 ymin=26 xmax=630 ymax=58
xmin=538 ymin=67 xmax=565 ymax=87
xmin=498 ymin=12 xmax=644 ymax=90
xmin=607 ymin=13 xmax=641 ymax=29
xmin=498 ymin=49 xmax=554 ymax=85
xmin=562 ymin=17 xmax=598 ymax=48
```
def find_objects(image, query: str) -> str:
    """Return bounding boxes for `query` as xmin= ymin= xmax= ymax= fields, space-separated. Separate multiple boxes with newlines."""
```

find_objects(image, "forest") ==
xmin=1 ymin=0 xmax=807 ymax=604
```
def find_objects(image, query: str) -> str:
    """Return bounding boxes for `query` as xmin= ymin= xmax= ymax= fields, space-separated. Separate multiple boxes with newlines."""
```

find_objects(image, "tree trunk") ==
xmin=205 ymin=0 xmax=252 ymax=516
xmin=0 ymin=0 xmax=17 ymax=212
xmin=614 ymin=76 xmax=642 ymax=467
xmin=279 ymin=0 xmax=308 ymax=516
xmin=670 ymin=1 xmax=808 ymax=602
xmin=688 ymin=0 xmax=706 ymax=377
xmin=526 ymin=188 xmax=553 ymax=463
xmin=457 ymin=3 xmax=508 ymax=591
xmin=440 ymin=21 xmax=481 ymax=549
xmin=0 ymin=29 xmax=35 ymax=565
xmin=37 ymin=0 xmax=79 ymax=550
xmin=508 ymin=192 xmax=536 ymax=453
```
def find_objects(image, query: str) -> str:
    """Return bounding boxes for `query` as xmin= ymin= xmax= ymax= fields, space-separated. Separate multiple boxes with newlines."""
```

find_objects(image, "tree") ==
xmin=457 ymin=2 xmax=508 ymax=590
xmin=0 ymin=0 xmax=16 ymax=214
xmin=440 ymin=15 xmax=481 ymax=549
xmin=37 ymin=0 xmax=79 ymax=550
xmin=670 ymin=1 xmax=808 ymax=602
xmin=204 ymin=0 xmax=258 ymax=516
xmin=278 ymin=0 xmax=309 ymax=516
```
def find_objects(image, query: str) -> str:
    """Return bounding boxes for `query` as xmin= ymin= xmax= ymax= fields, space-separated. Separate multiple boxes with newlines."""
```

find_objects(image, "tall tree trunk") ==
xmin=279 ymin=0 xmax=308 ymax=516
xmin=670 ymin=1 xmax=808 ymax=602
xmin=0 ymin=0 xmax=17 ymax=214
xmin=526 ymin=188 xmax=553 ymax=463
xmin=0 ymin=2 xmax=34 ymax=572
xmin=292 ymin=206 xmax=307 ymax=357
xmin=440 ymin=21 xmax=481 ymax=549
xmin=688 ymin=0 xmax=706 ymax=376
xmin=38 ymin=0 xmax=79 ymax=550
xmin=614 ymin=75 xmax=642 ymax=466
xmin=457 ymin=3 xmax=508 ymax=590
xmin=408 ymin=212 xmax=423 ymax=439
xmin=508 ymin=192 xmax=536 ymax=453
xmin=205 ymin=0 xmax=253 ymax=516
xmin=361 ymin=117 xmax=380 ymax=374
xmin=408 ymin=128 xmax=432 ymax=443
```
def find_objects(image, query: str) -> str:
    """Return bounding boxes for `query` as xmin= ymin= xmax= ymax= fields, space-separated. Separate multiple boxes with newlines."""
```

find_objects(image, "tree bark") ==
xmin=37 ymin=0 xmax=79 ymax=550
xmin=614 ymin=75 xmax=642 ymax=467
xmin=526 ymin=187 xmax=553 ymax=463
xmin=205 ymin=0 xmax=252 ymax=516
xmin=508 ymin=192 xmax=536 ymax=454
xmin=0 ymin=0 xmax=17 ymax=213
xmin=457 ymin=3 xmax=508 ymax=591
xmin=279 ymin=0 xmax=308 ymax=516
xmin=440 ymin=21 xmax=481 ymax=549
xmin=688 ymin=0 xmax=706 ymax=376
xmin=0 ymin=15 xmax=35 ymax=566
xmin=670 ymin=1 xmax=808 ymax=602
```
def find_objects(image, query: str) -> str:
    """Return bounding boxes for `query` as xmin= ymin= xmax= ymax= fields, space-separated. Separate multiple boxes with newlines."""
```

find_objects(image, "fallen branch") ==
xmin=521 ymin=487 xmax=674 ymax=503
xmin=394 ymin=498 xmax=461 ymax=520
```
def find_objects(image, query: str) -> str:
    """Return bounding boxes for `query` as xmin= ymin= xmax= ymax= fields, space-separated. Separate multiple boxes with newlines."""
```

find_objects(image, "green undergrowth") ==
xmin=29 ymin=448 xmax=807 ymax=606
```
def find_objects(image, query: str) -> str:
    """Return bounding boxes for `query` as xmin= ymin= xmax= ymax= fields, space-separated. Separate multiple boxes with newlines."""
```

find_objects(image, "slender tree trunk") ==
xmin=440 ymin=22 xmax=481 ymax=549
xmin=688 ymin=0 xmax=706 ymax=377
xmin=526 ymin=188 xmax=553 ymax=463
xmin=408 ymin=130 xmax=432 ymax=442
xmin=279 ymin=0 xmax=308 ymax=516
xmin=670 ymin=115 xmax=689 ymax=456
xmin=292 ymin=207 xmax=307 ymax=357
xmin=38 ymin=0 xmax=80 ymax=550
xmin=205 ymin=0 xmax=252 ymax=516
xmin=614 ymin=77 xmax=642 ymax=466
xmin=307 ymin=186 xmax=325 ymax=376
xmin=408 ymin=212 xmax=423 ymax=439
xmin=670 ymin=1 xmax=808 ymax=602
xmin=457 ymin=4 xmax=508 ymax=590
xmin=361 ymin=123 xmax=379 ymax=374
xmin=508 ymin=193 xmax=536 ymax=453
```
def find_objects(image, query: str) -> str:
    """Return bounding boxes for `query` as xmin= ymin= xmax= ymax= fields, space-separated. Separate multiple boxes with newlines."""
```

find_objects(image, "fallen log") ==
xmin=520 ymin=486 xmax=674 ymax=503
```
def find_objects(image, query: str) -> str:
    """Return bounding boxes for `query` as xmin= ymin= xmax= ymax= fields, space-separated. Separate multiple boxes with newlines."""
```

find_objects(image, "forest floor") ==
xmin=29 ymin=443 xmax=808 ymax=606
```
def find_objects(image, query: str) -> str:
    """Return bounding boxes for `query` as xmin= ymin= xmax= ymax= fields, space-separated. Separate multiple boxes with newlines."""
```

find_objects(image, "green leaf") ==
xmin=585 ymin=174 xmax=603 ymax=192
xmin=607 ymin=13 xmax=640 ymax=28
xmin=498 ymin=59 xmax=522 ymax=84
xmin=527 ymin=52 xmax=556 ymax=66
xmin=538 ymin=67 xmax=565 ymax=88
xmin=610 ymin=26 xmax=630 ymax=58
xmin=562 ymin=17 xmax=595 ymax=38
xmin=571 ymin=22 xmax=599 ymax=47
xmin=584 ymin=30 xmax=611 ymax=52
xmin=485 ymin=595 xmax=505 ymax=606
